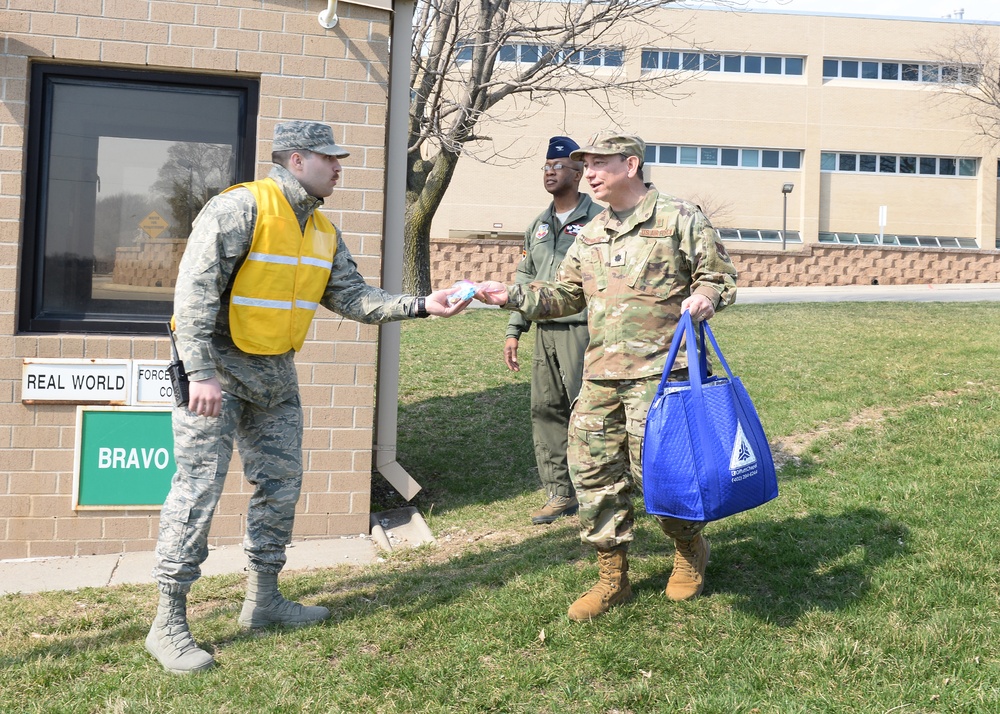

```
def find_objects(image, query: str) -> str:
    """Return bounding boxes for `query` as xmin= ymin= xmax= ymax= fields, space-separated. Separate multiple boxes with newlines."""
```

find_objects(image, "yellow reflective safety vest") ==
xmin=225 ymin=178 xmax=337 ymax=355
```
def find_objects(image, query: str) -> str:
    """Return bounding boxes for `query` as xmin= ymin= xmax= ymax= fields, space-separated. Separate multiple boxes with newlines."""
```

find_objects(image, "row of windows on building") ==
xmin=822 ymin=58 xmax=977 ymax=84
xmin=644 ymin=144 xmax=803 ymax=170
xmin=820 ymin=152 xmax=978 ymax=177
xmin=644 ymin=52 xmax=976 ymax=85
xmin=720 ymin=230 xmax=977 ymax=248
xmin=643 ymin=144 xmax=979 ymax=178
xmin=818 ymin=232 xmax=979 ymax=249
xmin=640 ymin=50 xmax=803 ymax=76
xmin=457 ymin=44 xmax=979 ymax=87
xmin=456 ymin=43 xmax=624 ymax=67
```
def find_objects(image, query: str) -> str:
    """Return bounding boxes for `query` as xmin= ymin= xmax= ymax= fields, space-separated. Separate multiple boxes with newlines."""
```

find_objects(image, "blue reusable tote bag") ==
xmin=642 ymin=311 xmax=777 ymax=522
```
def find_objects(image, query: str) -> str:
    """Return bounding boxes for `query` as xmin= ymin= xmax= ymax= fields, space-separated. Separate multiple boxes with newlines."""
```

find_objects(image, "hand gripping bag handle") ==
xmin=656 ymin=310 xmax=733 ymax=396
xmin=655 ymin=310 xmax=734 ymax=397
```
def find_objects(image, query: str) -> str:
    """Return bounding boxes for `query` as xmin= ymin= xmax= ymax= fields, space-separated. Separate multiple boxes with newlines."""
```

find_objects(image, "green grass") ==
xmin=5 ymin=302 xmax=1000 ymax=713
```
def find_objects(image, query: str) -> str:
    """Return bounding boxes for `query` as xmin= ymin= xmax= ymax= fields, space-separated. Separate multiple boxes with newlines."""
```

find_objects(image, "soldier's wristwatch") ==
xmin=415 ymin=297 xmax=429 ymax=318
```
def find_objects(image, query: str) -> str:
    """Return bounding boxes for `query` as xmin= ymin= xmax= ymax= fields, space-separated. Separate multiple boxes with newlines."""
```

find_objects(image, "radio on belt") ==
xmin=166 ymin=321 xmax=190 ymax=408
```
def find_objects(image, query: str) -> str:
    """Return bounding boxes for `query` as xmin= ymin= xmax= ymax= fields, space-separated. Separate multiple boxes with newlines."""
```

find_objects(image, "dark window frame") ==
xmin=20 ymin=63 xmax=259 ymax=335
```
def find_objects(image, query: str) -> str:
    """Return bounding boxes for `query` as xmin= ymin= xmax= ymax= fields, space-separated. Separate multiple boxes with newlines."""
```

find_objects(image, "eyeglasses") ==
xmin=541 ymin=163 xmax=568 ymax=172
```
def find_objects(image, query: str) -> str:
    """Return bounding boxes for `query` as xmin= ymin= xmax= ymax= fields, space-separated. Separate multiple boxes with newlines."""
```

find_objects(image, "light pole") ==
xmin=781 ymin=183 xmax=794 ymax=250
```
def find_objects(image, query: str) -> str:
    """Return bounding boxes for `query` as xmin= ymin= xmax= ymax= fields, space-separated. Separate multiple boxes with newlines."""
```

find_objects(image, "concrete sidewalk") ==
xmin=0 ymin=507 xmax=437 ymax=597
xmin=737 ymin=282 xmax=1000 ymax=303
xmin=467 ymin=282 xmax=1000 ymax=307
xmin=0 ymin=536 xmax=379 ymax=597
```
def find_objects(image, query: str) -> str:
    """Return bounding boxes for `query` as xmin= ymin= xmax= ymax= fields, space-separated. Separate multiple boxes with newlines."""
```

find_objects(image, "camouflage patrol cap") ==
xmin=570 ymin=132 xmax=645 ymax=164
xmin=273 ymin=121 xmax=350 ymax=158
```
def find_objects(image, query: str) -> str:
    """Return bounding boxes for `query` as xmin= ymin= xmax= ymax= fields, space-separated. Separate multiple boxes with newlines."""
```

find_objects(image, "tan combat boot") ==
xmin=567 ymin=545 xmax=633 ymax=621
xmin=238 ymin=570 xmax=331 ymax=628
xmin=145 ymin=591 xmax=215 ymax=674
xmin=531 ymin=494 xmax=579 ymax=525
xmin=665 ymin=533 xmax=711 ymax=601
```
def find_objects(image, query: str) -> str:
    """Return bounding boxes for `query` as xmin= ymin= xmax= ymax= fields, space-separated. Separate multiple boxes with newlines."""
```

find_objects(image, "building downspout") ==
xmin=374 ymin=0 xmax=422 ymax=501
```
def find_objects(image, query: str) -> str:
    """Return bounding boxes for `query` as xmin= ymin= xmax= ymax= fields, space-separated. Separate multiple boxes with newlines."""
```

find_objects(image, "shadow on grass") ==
xmin=640 ymin=506 xmax=910 ymax=626
xmin=0 ymin=507 xmax=908 ymax=668
xmin=311 ymin=506 xmax=907 ymax=629
xmin=299 ymin=506 xmax=909 ymax=633
xmin=392 ymin=383 xmax=538 ymax=514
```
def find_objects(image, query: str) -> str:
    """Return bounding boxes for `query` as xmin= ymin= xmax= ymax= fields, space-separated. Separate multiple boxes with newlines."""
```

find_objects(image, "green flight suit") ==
xmin=506 ymin=193 xmax=602 ymax=498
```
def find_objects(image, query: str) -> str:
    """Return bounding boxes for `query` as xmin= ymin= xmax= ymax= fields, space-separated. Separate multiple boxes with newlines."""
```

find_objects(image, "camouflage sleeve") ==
xmin=505 ymin=238 xmax=586 ymax=320
xmin=505 ymin=224 xmax=536 ymax=339
xmin=679 ymin=209 xmax=738 ymax=310
xmin=173 ymin=190 xmax=255 ymax=379
xmin=320 ymin=228 xmax=414 ymax=323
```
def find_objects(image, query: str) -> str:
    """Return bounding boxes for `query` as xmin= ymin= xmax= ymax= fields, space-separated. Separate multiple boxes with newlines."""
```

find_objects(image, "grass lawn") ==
xmin=4 ymin=302 xmax=1000 ymax=713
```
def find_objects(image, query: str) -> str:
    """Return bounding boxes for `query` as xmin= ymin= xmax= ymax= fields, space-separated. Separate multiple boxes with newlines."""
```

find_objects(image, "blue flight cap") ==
xmin=546 ymin=136 xmax=580 ymax=160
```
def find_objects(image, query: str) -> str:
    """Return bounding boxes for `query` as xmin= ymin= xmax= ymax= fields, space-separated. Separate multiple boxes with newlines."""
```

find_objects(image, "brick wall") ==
xmin=1 ymin=0 xmax=391 ymax=559
xmin=113 ymin=238 xmax=186 ymax=289
xmin=429 ymin=238 xmax=1000 ymax=289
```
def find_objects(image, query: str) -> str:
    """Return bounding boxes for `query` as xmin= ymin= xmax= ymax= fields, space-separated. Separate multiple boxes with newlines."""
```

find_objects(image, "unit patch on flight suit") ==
xmin=535 ymin=224 xmax=550 ymax=240
xmin=565 ymin=222 xmax=584 ymax=237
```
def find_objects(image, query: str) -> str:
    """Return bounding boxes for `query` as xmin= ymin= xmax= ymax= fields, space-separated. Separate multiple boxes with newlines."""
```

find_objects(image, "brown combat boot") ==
xmin=567 ymin=545 xmax=633 ymax=621
xmin=531 ymin=494 xmax=579 ymax=525
xmin=665 ymin=534 xmax=711 ymax=601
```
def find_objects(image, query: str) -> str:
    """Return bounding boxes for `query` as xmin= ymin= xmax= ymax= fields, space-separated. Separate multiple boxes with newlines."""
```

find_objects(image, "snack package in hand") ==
xmin=447 ymin=280 xmax=477 ymax=305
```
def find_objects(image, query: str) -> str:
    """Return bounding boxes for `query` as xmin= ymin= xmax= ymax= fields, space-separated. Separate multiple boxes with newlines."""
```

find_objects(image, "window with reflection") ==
xmin=21 ymin=65 xmax=258 ymax=334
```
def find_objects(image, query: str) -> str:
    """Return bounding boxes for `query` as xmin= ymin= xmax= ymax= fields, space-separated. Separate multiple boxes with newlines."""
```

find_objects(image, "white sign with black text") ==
xmin=22 ymin=359 xmax=131 ymax=404
xmin=131 ymin=360 xmax=177 ymax=406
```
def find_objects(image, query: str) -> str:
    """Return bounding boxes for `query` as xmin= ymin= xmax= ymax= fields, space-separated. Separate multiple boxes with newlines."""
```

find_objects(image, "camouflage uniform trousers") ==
xmin=531 ymin=322 xmax=588 ymax=499
xmin=568 ymin=374 xmax=705 ymax=550
xmin=152 ymin=390 xmax=303 ymax=594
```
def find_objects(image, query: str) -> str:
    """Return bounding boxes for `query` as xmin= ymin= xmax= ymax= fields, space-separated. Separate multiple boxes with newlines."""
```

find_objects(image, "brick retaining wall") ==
xmin=430 ymin=238 xmax=1000 ymax=288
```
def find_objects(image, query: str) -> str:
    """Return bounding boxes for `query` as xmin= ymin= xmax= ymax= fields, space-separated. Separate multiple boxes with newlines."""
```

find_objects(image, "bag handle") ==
xmin=698 ymin=319 xmax=735 ymax=381
xmin=656 ymin=310 xmax=734 ymax=397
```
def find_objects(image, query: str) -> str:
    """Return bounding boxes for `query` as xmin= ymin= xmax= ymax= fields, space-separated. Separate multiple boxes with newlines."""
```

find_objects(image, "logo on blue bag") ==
xmin=729 ymin=422 xmax=758 ymax=482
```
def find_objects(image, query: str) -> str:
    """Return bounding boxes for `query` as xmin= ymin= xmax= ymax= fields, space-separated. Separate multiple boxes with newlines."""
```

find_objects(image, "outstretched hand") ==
xmin=474 ymin=281 xmax=508 ymax=306
xmin=425 ymin=287 xmax=472 ymax=317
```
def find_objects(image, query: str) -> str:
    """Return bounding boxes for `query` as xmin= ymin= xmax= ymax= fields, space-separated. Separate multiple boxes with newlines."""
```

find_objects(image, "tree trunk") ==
xmin=403 ymin=148 xmax=461 ymax=295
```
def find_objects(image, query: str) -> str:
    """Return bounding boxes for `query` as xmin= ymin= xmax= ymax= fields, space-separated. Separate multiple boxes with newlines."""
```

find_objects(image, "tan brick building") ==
xmin=431 ymin=7 xmax=1000 ymax=281
xmin=1 ymin=0 xmax=400 ymax=559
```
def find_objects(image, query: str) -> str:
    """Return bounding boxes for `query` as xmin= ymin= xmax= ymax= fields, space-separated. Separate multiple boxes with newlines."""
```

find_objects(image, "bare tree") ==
xmin=688 ymin=193 xmax=736 ymax=228
xmin=404 ymin=0 xmax=732 ymax=293
xmin=930 ymin=26 xmax=1000 ymax=142
xmin=151 ymin=142 xmax=234 ymax=239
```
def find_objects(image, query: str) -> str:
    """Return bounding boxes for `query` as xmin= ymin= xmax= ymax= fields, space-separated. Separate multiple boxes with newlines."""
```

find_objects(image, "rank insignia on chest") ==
xmin=535 ymin=224 xmax=550 ymax=240
xmin=610 ymin=252 xmax=626 ymax=267
xmin=564 ymin=222 xmax=583 ymax=237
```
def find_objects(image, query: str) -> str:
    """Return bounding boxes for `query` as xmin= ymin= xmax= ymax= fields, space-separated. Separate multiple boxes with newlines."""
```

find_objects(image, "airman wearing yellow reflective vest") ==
xmin=146 ymin=121 xmax=470 ymax=675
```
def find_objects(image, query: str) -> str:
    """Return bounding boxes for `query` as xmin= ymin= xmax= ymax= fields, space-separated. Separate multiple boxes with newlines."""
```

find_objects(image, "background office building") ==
xmin=429 ymin=7 xmax=1000 ymax=288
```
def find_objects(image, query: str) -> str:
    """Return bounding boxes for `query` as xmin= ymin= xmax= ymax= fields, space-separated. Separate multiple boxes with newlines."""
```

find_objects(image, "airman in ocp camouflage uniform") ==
xmin=476 ymin=132 xmax=737 ymax=621
xmin=146 ymin=120 xmax=469 ymax=675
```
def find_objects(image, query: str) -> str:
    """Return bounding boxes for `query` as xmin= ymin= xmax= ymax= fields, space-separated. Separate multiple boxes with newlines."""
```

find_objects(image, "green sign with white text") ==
xmin=75 ymin=408 xmax=175 ymax=509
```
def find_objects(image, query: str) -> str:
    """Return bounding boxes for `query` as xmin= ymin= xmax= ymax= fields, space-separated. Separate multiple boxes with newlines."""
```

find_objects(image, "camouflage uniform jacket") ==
xmin=505 ymin=187 xmax=738 ymax=380
xmin=173 ymin=164 xmax=416 ymax=407
xmin=505 ymin=193 xmax=603 ymax=340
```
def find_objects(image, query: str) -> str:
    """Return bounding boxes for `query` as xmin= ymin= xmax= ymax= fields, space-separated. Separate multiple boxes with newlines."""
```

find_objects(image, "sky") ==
xmin=703 ymin=0 xmax=1000 ymax=22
